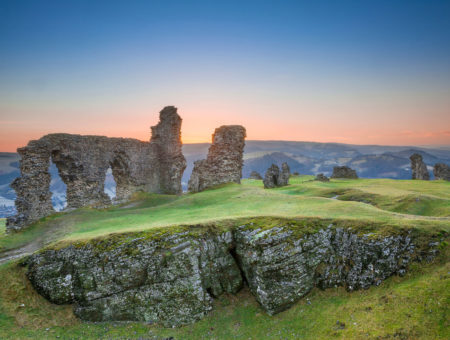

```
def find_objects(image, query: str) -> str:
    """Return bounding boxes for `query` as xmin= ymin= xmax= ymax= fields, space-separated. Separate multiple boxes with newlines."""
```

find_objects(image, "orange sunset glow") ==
xmin=1 ymin=1 xmax=450 ymax=151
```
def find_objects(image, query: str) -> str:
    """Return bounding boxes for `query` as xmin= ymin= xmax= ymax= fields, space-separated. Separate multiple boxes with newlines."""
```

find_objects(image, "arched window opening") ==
xmin=49 ymin=161 xmax=67 ymax=211
xmin=104 ymin=167 xmax=117 ymax=200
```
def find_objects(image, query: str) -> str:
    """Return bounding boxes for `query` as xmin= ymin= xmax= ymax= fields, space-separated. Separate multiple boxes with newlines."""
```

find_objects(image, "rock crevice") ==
xmin=26 ymin=222 xmax=440 ymax=327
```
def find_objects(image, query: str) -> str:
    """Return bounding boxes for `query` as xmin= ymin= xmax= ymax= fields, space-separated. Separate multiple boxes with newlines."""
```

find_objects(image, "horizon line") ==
xmin=1 ymin=139 xmax=449 ymax=154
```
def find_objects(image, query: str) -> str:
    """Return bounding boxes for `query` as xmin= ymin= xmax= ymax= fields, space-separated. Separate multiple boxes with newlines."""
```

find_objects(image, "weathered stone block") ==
xmin=188 ymin=125 xmax=246 ymax=192
xmin=263 ymin=162 xmax=290 ymax=188
xmin=433 ymin=163 xmax=450 ymax=181
xmin=410 ymin=153 xmax=429 ymax=180
xmin=331 ymin=166 xmax=358 ymax=179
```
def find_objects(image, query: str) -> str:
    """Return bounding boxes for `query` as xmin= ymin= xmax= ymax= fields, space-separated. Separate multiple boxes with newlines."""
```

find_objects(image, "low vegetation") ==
xmin=0 ymin=250 xmax=448 ymax=339
xmin=0 ymin=176 xmax=449 ymax=339
xmin=1 ymin=177 xmax=449 ymax=252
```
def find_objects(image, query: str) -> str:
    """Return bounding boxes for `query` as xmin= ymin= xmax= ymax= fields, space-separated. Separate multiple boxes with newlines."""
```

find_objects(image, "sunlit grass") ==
xmin=0 ymin=177 xmax=449 ymax=339
xmin=1 ymin=177 xmax=449 ymax=249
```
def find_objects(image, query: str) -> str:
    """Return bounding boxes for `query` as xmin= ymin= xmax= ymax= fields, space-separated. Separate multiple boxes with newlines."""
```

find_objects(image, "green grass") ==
xmin=0 ymin=177 xmax=449 ymax=339
xmin=0 ymin=250 xmax=448 ymax=339
xmin=1 ymin=177 xmax=449 ymax=251
xmin=0 ymin=218 xmax=5 ymax=237
xmin=279 ymin=177 xmax=450 ymax=217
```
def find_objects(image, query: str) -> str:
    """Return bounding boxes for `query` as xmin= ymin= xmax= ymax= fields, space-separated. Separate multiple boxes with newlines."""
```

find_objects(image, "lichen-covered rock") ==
xmin=410 ymin=153 xmax=429 ymax=180
xmin=234 ymin=224 xmax=416 ymax=315
xmin=331 ymin=166 xmax=358 ymax=179
xmin=7 ymin=106 xmax=186 ymax=232
xmin=278 ymin=162 xmax=290 ymax=186
xmin=27 ymin=228 xmax=242 ymax=327
xmin=315 ymin=173 xmax=329 ymax=182
xmin=249 ymin=171 xmax=263 ymax=180
xmin=263 ymin=164 xmax=280 ymax=188
xmin=188 ymin=126 xmax=246 ymax=192
xmin=26 ymin=220 xmax=441 ymax=327
xmin=263 ymin=163 xmax=289 ymax=188
xmin=433 ymin=163 xmax=450 ymax=181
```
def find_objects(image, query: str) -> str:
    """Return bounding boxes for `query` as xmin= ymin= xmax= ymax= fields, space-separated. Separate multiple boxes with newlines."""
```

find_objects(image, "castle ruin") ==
xmin=188 ymin=125 xmax=246 ymax=192
xmin=7 ymin=106 xmax=186 ymax=232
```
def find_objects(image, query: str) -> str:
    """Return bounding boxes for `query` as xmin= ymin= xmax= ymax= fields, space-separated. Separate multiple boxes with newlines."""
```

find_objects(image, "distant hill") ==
xmin=183 ymin=141 xmax=450 ymax=183
xmin=1 ymin=141 xmax=449 ymax=217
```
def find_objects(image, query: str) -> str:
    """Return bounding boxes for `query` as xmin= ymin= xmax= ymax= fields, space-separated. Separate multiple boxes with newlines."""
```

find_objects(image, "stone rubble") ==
xmin=315 ymin=173 xmax=330 ymax=182
xmin=331 ymin=166 xmax=358 ymax=179
xmin=249 ymin=171 xmax=263 ymax=180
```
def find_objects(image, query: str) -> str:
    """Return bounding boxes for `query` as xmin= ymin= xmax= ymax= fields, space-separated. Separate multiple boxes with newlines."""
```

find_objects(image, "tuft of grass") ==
xmin=0 ymin=261 xmax=78 ymax=334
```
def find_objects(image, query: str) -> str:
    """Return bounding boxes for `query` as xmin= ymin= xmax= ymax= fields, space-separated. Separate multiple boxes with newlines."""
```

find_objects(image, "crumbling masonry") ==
xmin=188 ymin=125 xmax=246 ymax=192
xmin=410 ymin=153 xmax=429 ymax=180
xmin=7 ymin=106 xmax=186 ymax=232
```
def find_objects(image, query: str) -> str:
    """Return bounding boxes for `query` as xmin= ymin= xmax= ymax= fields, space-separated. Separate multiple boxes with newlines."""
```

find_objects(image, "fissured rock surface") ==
xmin=26 ymin=220 xmax=441 ymax=326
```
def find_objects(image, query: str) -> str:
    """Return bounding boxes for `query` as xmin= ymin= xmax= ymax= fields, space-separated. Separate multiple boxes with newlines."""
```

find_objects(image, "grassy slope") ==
xmin=0 ymin=253 xmax=448 ymax=339
xmin=1 ymin=177 xmax=449 ymax=252
xmin=0 ymin=218 xmax=4 ymax=237
xmin=0 ymin=177 xmax=449 ymax=339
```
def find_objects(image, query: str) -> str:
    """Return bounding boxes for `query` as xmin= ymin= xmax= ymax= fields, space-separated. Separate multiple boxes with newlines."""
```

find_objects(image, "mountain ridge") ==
xmin=1 ymin=141 xmax=449 ymax=217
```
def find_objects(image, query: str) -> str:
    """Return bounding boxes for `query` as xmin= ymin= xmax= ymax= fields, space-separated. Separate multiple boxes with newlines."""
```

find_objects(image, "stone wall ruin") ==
xmin=188 ymin=125 xmax=246 ymax=192
xmin=6 ymin=106 xmax=186 ymax=232
xmin=410 ymin=153 xmax=429 ymax=180
xmin=433 ymin=163 xmax=450 ymax=181
xmin=263 ymin=162 xmax=290 ymax=188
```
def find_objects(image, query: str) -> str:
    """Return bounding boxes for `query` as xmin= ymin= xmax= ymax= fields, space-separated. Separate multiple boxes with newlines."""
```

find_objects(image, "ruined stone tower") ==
xmin=188 ymin=125 xmax=246 ymax=192
xmin=150 ymin=106 xmax=186 ymax=195
xmin=410 ymin=153 xmax=429 ymax=180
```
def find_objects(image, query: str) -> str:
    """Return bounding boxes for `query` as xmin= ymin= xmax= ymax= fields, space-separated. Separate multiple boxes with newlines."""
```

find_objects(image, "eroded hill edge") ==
xmin=24 ymin=218 xmax=445 ymax=327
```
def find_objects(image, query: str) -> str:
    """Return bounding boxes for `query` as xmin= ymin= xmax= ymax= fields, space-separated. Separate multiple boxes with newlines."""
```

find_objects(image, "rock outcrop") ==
xmin=188 ymin=126 xmax=246 ymax=192
xmin=315 ymin=173 xmax=329 ymax=182
xmin=263 ymin=163 xmax=290 ymax=188
xmin=331 ymin=166 xmax=358 ymax=179
xmin=27 ymin=227 xmax=241 ymax=327
xmin=7 ymin=106 xmax=186 ymax=232
xmin=234 ymin=224 xmax=415 ymax=315
xmin=249 ymin=171 xmax=263 ymax=180
xmin=279 ymin=162 xmax=290 ymax=186
xmin=433 ymin=163 xmax=450 ymax=181
xmin=410 ymin=154 xmax=429 ymax=180
xmin=263 ymin=164 xmax=280 ymax=188
xmin=26 ymin=220 xmax=442 ymax=326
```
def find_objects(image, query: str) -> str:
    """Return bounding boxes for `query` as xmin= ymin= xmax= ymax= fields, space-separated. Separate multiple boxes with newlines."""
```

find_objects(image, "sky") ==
xmin=1 ymin=0 xmax=450 ymax=152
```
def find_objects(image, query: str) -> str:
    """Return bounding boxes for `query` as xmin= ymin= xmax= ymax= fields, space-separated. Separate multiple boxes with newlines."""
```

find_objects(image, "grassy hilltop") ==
xmin=0 ymin=176 xmax=449 ymax=339
xmin=1 ymin=176 xmax=449 ymax=252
